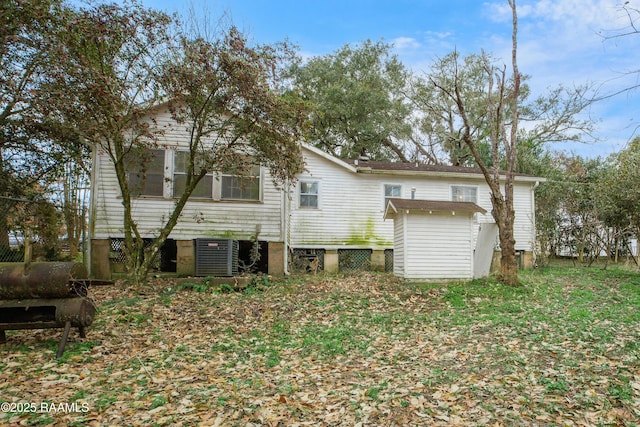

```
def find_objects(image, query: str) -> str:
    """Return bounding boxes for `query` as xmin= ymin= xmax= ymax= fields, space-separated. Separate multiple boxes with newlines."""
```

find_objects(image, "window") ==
xmin=451 ymin=185 xmax=478 ymax=203
xmin=299 ymin=180 xmax=318 ymax=208
xmin=384 ymin=184 xmax=401 ymax=207
xmin=221 ymin=164 xmax=261 ymax=201
xmin=173 ymin=151 xmax=213 ymax=199
xmin=125 ymin=149 xmax=164 ymax=197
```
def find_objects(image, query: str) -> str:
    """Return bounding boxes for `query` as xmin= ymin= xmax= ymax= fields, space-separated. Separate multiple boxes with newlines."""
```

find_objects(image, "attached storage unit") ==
xmin=195 ymin=238 xmax=239 ymax=277
xmin=384 ymin=199 xmax=487 ymax=280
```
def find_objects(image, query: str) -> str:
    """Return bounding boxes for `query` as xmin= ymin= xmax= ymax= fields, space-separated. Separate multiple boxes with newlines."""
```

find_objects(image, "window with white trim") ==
xmin=221 ymin=164 xmax=261 ymax=201
xmin=126 ymin=149 xmax=165 ymax=197
xmin=451 ymin=185 xmax=478 ymax=203
xmin=384 ymin=184 xmax=401 ymax=207
xmin=173 ymin=151 xmax=214 ymax=199
xmin=299 ymin=180 xmax=319 ymax=208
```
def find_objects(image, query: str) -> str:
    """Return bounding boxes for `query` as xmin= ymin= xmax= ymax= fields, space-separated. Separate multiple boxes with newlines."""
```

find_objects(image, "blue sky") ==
xmin=144 ymin=0 xmax=639 ymax=158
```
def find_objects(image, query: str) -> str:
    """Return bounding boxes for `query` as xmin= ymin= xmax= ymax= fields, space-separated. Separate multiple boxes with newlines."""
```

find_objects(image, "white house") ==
xmin=288 ymin=144 xmax=542 ymax=275
xmin=88 ymin=110 xmax=544 ymax=278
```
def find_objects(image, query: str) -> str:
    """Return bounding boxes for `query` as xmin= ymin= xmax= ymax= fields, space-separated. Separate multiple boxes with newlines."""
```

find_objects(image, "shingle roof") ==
xmin=349 ymin=159 xmax=483 ymax=174
xmin=347 ymin=159 xmax=539 ymax=180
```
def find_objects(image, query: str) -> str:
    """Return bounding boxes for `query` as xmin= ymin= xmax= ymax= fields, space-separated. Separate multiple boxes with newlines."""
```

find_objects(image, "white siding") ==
xmin=289 ymin=152 xmax=394 ymax=249
xmin=406 ymin=212 xmax=474 ymax=280
xmin=92 ymin=117 xmax=539 ymax=255
xmin=290 ymin=146 xmax=538 ymax=252
xmin=395 ymin=212 xmax=474 ymax=280
xmin=513 ymin=183 xmax=535 ymax=251
xmin=393 ymin=215 xmax=405 ymax=276
xmin=91 ymin=107 xmax=284 ymax=242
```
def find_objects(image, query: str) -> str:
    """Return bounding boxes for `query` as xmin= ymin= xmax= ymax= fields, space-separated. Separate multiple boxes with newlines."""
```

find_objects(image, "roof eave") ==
xmin=301 ymin=143 xmax=357 ymax=173
xmin=383 ymin=200 xmax=398 ymax=220
xmin=359 ymin=168 xmax=545 ymax=183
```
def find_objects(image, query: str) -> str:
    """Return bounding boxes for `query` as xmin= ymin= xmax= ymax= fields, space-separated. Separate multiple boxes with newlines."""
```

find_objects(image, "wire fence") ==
xmin=0 ymin=234 xmax=26 ymax=262
xmin=0 ymin=235 xmax=85 ymax=263
xmin=1 ymin=198 xmax=22 ymax=262
xmin=0 ymin=197 xmax=86 ymax=264
xmin=290 ymin=248 xmax=325 ymax=273
xmin=338 ymin=249 xmax=372 ymax=273
xmin=290 ymin=248 xmax=394 ymax=274
xmin=384 ymin=249 xmax=394 ymax=272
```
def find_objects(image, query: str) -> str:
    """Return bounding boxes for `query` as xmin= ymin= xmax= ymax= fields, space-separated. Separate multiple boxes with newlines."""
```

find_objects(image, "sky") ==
xmin=141 ymin=0 xmax=639 ymax=158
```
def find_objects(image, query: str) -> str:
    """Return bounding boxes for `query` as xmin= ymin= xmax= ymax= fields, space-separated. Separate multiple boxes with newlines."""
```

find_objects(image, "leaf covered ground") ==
xmin=1 ymin=265 xmax=640 ymax=426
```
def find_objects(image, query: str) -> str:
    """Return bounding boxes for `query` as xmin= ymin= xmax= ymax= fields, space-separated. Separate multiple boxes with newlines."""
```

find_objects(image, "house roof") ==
xmin=346 ymin=158 xmax=544 ymax=182
xmin=300 ymin=143 xmax=357 ymax=173
xmin=301 ymin=143 xmax=545 ymax=183
xmin=384 ymin=198 xmax=487 ymax=219
xmin=350 ymin=159 xmax=482 ymax=173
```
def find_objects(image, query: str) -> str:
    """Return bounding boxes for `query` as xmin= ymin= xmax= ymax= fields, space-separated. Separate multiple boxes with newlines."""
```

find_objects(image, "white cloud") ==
xmin=484 ymin=0 xmax=628 ymax=26
xmin=477 ymin=1 xmax=637 ymax=89
xmin=392 ymin=37 xmax=421 ymax=50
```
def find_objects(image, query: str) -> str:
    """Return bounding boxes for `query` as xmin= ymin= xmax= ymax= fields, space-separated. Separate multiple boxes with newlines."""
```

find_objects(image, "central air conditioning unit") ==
xmin=195 ymin=238 xmax=239 ymax=277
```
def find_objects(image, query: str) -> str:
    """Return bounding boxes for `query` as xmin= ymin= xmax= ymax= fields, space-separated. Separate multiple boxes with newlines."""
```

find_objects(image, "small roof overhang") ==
xmin=384 ymin=198 xmax=487 ymax=220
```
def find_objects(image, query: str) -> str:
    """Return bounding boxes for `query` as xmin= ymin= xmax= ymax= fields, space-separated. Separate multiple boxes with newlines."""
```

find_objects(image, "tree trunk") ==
xmin=491 ymin=193 xmax=519 ymax=286
xmin=123 ymin=237 xmax=156 ymax=286
xmin=498 ymin=230 xmax=519 ymax=285
xmin=63 ymin=173 xmax=80 ymax=258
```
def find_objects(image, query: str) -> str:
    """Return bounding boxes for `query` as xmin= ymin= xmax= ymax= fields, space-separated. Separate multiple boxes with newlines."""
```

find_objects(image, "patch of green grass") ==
xmin=69 ymin=389 xmax=89 ymax=401
xmin=149 ymin=395 xmax=167 ymax=410
xmin=54 ymin=340 xmax=99 ymax=362
xmin=299 ymin=322 xmax=368 ymax=357
xmin=270 ymin=318 xmax=292 ymax=341
xmin=443 ymin=287 xmax=466 ymax=308
xmin=175 ymin=344 xmax=189 ymax=353
xmin=264 ymin=349 xmax=281 ymax=369
xmin=365 ymin=382 xmax=386 ymax=400
xmin=277 ymin=381 xmax=295 ymax=394
xmin=243 ymin=274 xmax=271 ymax=295
xmin=623 ymin=340 xmax=639 ymax=352
xmin=216 ymin=283 xmax=236 ymax=293
xmin=117 ymin=312 xmax=151 ymax=325
xmin=102 ymin=296 xmax=142 ymax=307
xmin=177 ymin=281 xmax=212 ymax=293
xmin=540 ymin=377 xmax=569 ymax=394
xmin=568 ymin=306 xmax=593 ymax=321
xmin=608 ymin=381 xmax=633 ymax=403
xmin=216 ymin=396 xmax=230 ymax=407
xmin=5 ymin=342 xmax=35 ymax=354
xmin=22 ymin=413 xmax=54 ymax=426
xmin=94 ymin=391 xmax=119 ymax=411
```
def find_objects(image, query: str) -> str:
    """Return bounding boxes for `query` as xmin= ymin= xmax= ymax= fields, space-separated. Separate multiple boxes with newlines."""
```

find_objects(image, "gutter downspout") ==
xmin=87 ymin=142 xmax=98 ymax=276
xmin=531 ymin=180 xmax=540 ymax=267
xmin=282 ymin=178 xmax=290 ymax=275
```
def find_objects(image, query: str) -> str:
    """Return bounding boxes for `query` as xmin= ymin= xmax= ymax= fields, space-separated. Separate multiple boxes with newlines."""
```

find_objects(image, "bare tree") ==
xmin=595 ymin=2 xmax=640 ymax=104
xmin=426 ymin=0 xmax=522 ymax=285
